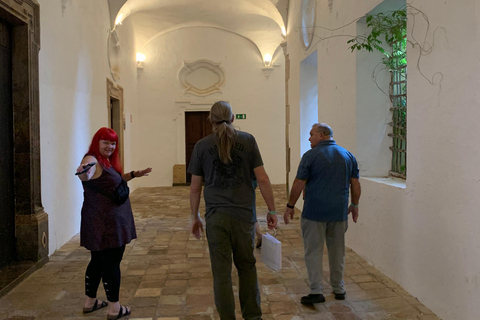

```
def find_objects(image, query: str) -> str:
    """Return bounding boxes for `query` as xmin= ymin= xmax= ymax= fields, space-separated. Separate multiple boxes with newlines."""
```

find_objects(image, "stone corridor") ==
xmin=0 ymin=186 xmax=441 ymax=320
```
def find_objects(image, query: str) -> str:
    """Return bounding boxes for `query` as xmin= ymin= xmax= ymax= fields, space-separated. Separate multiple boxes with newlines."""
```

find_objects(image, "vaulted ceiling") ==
xmin=110 ymin=0 xmax=288 ymax=60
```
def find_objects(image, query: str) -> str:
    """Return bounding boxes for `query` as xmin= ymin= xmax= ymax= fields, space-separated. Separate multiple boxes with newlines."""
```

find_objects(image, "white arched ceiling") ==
xmin=114 ymin=0 xmax=286 ymax=61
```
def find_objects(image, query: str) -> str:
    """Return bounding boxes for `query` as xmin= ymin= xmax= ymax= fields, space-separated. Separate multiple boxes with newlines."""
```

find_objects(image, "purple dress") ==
xmin=80 ymin=165 xmax=137 ymax=251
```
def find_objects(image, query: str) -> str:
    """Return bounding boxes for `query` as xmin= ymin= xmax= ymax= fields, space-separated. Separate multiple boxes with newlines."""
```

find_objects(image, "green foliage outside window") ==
xmin=348 ymin=8 xmax=407 ymax=178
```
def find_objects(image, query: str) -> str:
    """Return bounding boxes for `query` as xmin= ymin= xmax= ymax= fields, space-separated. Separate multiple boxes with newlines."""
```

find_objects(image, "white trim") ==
xmin=361 ymin=177 xmax=406 ymax=189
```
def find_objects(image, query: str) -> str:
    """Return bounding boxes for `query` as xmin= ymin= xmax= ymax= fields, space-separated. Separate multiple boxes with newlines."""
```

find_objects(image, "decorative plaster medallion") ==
xmin=178 ymin=60 xmax=225 ymax=96
xmin=301 ymin=0 xmax=317 ymax=49
xmin=107 ymin=30 xmax=121 ymax=81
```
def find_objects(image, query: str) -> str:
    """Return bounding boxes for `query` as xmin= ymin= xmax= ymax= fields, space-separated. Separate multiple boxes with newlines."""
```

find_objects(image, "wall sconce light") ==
xmin=262 ymin=53 xmax=274 ymax=79
xmin=136 ymin=52 xmax=145 ymax=76
xmin=281 ymin=26 xmax=287 ymax=37
xmin=115 ymin=13 xmax=124 ymax=26
xmin=136 ymin=52 xmax=146 ymax=65
xmin=263 ymin=53 xmax=272 ymax=67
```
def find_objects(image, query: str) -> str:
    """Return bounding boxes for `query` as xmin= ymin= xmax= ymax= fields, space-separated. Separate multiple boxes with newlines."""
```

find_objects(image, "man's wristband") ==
xmin=268 ymin=210 xmax=277 ymax=215
xmin=130 ymin=170 xmax=136 ymax=179
xmin=286 ymin=203 xmax=294 ymax=209
xmin=350 ymin=203 xmax=358 ymax=208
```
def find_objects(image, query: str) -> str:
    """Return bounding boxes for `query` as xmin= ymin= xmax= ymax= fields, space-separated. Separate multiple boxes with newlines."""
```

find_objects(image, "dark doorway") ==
xmin=107 ymin=79 xmax=124 ymax=170
xmin=0 ymin=18 xmax=15 ymax=268
xmin=109 ymin=97 xmax=123 ymax=168
xmin=185 ymin=111 xmax=212 ymax=183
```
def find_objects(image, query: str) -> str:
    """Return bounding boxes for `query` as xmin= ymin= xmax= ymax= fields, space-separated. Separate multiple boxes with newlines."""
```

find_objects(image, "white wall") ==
xmin=355 ymin=18 xmax=392 ymax=177
xmin=136 ymin=27 xmax=286 ymax=186
xmin=286 ymin=0 xmax=480 ymax=319
xmin=299 ymin=50 xmax=318 ymax=156
xmin=38 ymin=0 xmax=137 ymax=253
xmin=113 ymin=18 xmax=143 ymax=190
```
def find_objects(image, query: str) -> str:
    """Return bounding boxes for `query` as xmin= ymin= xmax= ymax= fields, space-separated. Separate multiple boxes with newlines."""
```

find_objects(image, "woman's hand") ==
xmin=135 ymin=167 xmax=152 ymax=177
xmin=76 ymin=158 xmax=97 ymax=181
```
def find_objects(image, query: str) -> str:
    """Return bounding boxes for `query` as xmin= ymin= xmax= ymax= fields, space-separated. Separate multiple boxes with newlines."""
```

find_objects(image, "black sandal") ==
xmin=82 ymin=299 xmax=108 ymax=313
xmin=107 ymin=305 xmax=131 ymax=320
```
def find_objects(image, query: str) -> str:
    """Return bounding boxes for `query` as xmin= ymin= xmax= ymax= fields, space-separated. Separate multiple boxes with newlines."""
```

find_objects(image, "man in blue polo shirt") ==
xmin=284 ymin=123 xmax=361 ymax=305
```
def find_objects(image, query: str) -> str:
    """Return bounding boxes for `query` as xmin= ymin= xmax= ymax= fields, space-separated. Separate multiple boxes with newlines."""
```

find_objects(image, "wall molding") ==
xmin=178 ymin=59 xmax=225 ymax=96
xmin=107 ymin=29 xmax=121 ymax=81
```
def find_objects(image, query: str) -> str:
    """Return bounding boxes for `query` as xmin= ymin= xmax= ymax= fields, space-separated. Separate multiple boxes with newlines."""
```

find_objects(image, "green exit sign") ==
xmin=236 ymin=114 xmax=246 ymax=120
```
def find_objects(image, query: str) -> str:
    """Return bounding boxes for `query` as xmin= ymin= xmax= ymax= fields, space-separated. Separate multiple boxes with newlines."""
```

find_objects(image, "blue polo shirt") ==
xmin=296 ymin=140 xmax=359 ymax=222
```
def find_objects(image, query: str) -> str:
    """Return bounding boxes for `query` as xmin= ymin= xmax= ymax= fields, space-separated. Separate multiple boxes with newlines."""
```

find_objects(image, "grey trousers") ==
xmin=301 ymin=217 xmax=348 ymax=294
xmin=206 ymin=211 xmax=262 ymax=320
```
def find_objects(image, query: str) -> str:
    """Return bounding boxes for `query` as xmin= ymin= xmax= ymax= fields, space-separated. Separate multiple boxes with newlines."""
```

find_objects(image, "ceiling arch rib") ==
xmin=141 ymin=24 xmax=263 ymax=58
xmin=116 ymin=0 xmax=286 ymax=61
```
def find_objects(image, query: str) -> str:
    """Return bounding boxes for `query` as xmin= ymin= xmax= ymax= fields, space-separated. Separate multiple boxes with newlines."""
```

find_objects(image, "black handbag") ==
xmin=83 ymin=178 xmax=130 ymax=205
xmin=112 ymin=179 xmax=130 ymax=205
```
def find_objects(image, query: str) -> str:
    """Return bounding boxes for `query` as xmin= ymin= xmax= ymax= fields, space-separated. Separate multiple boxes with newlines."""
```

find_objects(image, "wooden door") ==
xmin=108 ymin=96 xmax=124 ymax=169
xmin=185 ymin=112 xmax=212 ymax=183
xmin=0 ymin=18 xmax=16 ymax=267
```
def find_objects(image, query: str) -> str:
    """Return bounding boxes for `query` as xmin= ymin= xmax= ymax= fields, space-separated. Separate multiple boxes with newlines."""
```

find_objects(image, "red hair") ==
xmin=87 ymin=127 xmax=122 ymax=173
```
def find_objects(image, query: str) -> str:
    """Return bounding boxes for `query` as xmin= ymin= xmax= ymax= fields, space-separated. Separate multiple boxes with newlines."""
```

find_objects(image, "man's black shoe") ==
xmin=300 ymin=294 xmax=325 ymax=305
xmin=334 ymin=292 xmax=346 ymax=300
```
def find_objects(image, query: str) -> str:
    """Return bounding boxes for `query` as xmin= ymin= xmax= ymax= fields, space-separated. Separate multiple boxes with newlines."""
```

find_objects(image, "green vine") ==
xmin=347 ymin=8 xmax=408 ymax=177
xmin=347 ymin=9 xmax=407 ymax=71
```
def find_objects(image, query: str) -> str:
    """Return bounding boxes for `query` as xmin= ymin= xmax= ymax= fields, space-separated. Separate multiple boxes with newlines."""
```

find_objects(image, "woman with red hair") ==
xmin=76 ymin=127 xmax=151 ymax=320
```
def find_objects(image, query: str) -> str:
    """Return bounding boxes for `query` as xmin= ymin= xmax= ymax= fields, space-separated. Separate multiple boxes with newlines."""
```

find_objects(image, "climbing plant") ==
xmin=348 ymin=9 xmax=408 ymax=178
xmin=347 ymin=9 xmax=407 ymax=69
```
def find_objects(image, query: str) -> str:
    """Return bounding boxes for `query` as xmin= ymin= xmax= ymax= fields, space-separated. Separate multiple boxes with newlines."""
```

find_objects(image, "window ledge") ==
xmin=361 ymin=177 xmax=406 ymax=189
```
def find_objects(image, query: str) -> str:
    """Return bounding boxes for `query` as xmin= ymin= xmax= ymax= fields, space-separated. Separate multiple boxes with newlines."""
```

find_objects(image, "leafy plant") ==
xmin=348 ymin=8 xmax=408 ymax=178
xmin=347 ymin=9 xmax=406 ymax=70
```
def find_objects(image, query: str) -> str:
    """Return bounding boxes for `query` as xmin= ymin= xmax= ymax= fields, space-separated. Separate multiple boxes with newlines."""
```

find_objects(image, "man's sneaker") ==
xmin=300 ymin=294 xmax=325 ymax=305
xmin=334 ymin=292 xmax=346 ymax=300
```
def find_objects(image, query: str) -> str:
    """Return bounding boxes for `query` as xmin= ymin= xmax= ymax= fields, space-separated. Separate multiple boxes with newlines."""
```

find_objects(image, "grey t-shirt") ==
xmin=187 ymin=131 xmax=263 ymax=223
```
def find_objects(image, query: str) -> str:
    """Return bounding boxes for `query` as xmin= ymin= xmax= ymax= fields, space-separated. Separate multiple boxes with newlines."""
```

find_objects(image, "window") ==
xmin=353 ymin=1 xmax=407 ymax=179
xmin=388 ymin=29 xmax=407 ymax=178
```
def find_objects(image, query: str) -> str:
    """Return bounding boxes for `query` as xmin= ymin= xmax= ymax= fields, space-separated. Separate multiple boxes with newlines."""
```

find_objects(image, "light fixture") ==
xmin=263 ymin=53 xmax=272 ymax=67
xmin=136 ymin=52 xmax=145 ymax=76
xmin=136 ymin=52 xmax=146 ymax=65
xmin=262 ymin=53 xmax=274 ymax=79
xmin=115 ymin=13 xmax=124 ymax=26
xmin=281 ymin=26 xmax=287 ymax=37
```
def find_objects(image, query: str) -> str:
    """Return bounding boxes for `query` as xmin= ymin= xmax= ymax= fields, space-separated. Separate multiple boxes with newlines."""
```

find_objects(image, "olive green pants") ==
xmin=206 ymin=211 xmax=262 ymax=320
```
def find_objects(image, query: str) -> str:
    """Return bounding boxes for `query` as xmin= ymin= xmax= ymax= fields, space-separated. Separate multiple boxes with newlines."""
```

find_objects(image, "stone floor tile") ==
xmin=359 ymin=281 xmax=387 ymax=291
xmin=134 ymin=288 xmax=162 ymax=297
xmin=351 ymin=274 xmax=377 ymax=283
xmin=159 ymin=294 xmax=186 ymax=305
xmin=415 ymin=315 xmax=441 ymax=320
xmin=375 ymin=296 xmax=411 ymax=311
xmin=0 ymin=185 xmax=442 ymax=320
xmin=269 ymin=300 xmax=300 ymax=314
xmin=266 ymin=293 xmax=294 ymax=302
xmin=332 ymin=313 xmax=363 ymax=320
xmin=161 ymin=286 xmax=187 ymax=295
xmin=156 ymin=304 xmax=184 ymax=316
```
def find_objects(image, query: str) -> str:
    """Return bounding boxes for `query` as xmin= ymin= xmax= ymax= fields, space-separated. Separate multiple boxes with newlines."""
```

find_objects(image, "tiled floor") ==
xmin=0 ymin=185 xmax=441 ymax=320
